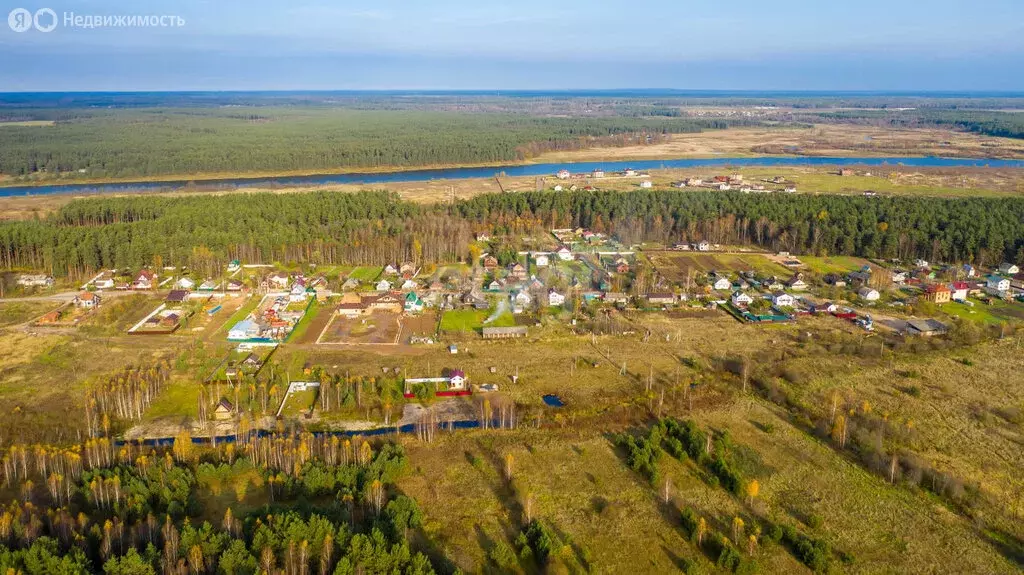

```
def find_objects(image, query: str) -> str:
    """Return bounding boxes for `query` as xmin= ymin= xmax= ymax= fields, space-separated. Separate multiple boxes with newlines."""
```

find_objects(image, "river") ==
xmin=2 ymin=156 xmax=1023 ymax=198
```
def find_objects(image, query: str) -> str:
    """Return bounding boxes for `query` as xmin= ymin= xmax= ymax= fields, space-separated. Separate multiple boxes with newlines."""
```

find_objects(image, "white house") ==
xmin=74 ymin=291 xmax=101 ymax=309
xmin=771 ymin=292 xmax=795 ymax=307
xmin=858 ymin=287 xmax=881 ymax=301
xmin=914 ymin=259 xmax=929 ymax=269
xmin=786 ymin=275 xmax=808 ymax=291
xmin=376 ymin=279 xmax=393 ymax=292
xmin=784 ymin=186 xmax=797 ymax=193
xmin=269 ymin=273 xmax=290 ymax=288
xmin=950 ymin=282 xmax=970 ymax=301
xmin=730 ymin=291 xmax=753 ymax=307
xmin=556 ymin=247 xmax=573 ymax=261
xmin=695 ymin=241 xmax=710 ymax=252
xmin=289 ymin=284 xmax=308 ymax=302
xmin=985 ymin=274 xmax=1010 ymax=292
xmin=383 ymin=264 xmax=398 ymax=275
xmin=998 ymin=263 xmax=1020 ymax=275
xmin=556 ymin=169 xmax=571 ymax=180
xmin=962 ymin=264 xmax=976 ymax=278
xmin=401 ymin=279 xmax=418 ymax=291
xmin=891 ymin=271 xmax=908 ymax=284
xmin=94 ymin=278 xmax=115 ymax=290
xmin=175 ymin=277 xmax=196 ymax=290
xmin=553 ymin=185 xmax=563 ymax=192
xmin=713 ymin=277 xmax=732 ymax=291
xmin=639 ymin=180 xmax=653 ymax=189
xmin=534 ymin=254 xmax=550 ymax=267
xmin=547 ymin=290 xmax=565 ymax=307
xmin=592 ymin=169 xmax=605 ymax=178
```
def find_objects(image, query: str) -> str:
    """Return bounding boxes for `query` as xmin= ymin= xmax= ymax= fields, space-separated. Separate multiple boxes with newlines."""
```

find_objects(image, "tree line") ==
xmin=0 ymin=107 xmax=734 ymax=180
xmin=2 ymin=190 xmax=1022 ymax=278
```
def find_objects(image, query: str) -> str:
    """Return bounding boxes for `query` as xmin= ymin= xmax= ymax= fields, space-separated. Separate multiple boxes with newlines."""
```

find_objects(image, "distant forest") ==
xmin=0 ymin=108 xmax=735 ymax=180
xmin=1 ymin=190 xmax=1021 ymax=277
xmin=2 ymin=92 xmax=1023 ymax=183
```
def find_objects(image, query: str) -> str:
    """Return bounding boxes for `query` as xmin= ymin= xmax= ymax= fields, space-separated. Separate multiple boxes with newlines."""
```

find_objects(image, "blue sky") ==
xmin=1 ymin=0 xmax=1022 ymax=91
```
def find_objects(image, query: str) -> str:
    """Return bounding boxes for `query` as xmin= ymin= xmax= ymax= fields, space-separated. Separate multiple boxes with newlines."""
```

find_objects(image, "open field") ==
xmin=530 ymin=124 xmax=1024 ymax=162
xmin=798 ymin=255 xmax=878 ymax=276
xmin=649 ymin=251 xmax=793 ymax=282
xmin=0 ymin=300 xmax=59 ymax=327
xmin=439 ymin=308 xmax=516 ymax=334
xmin=318 ymin=311 xmax=403 ymax=345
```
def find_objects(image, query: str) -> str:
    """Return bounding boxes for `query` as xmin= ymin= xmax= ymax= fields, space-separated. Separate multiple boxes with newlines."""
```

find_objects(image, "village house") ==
xmin=486 ymin=279 xmax=503 ymax=292
xmin=639 ymin=180 xmax=653 ymax=189
xmin=268 ymin=273 xmax=290 ymax=289
xmin=133 ymin=270 xmax=157 ymax=290
xmin=556 ymin=169 xmax=571 ymax=179
xmin=906 ymin=319 xmax=948 ymax=337
xmin=646 ymin=292 xmax=675 ymax=306
xmin=556 ymin=247 xmax=573 ymax=261
xmin=214 ymin=399 xmax=234 ymax=421
xmin=199 ymin=279 xmax=219 ymax=291
xmin=175 ymin=277 xmax=196 ymax=290
xmin=227 ymin=260 xmax=241 ymax=273
xmin=891 ymin=271 xmax=908 ymax=284
xmin=547 ymin=290 xmax=565 ymax=307
xmin=824 ymin=274 xmax=847 ymax=288
xmin=712 ymin=277 xmax=732 ymax=291
xmin=166 ymin=290 xmax=189 ymax=304
xmin=289 ymin=283 xmax=308 ymax=302
xmin=592 ymin=169 xmax=605 ymax=178
xmin=731 ymin=291 xmax=753 ymax=307
xmin=74 ymin=291 xmax=101 ymax=309
xmin=534 ymin=254 xmax=550 ymax=267
xmin=483 ymin=255 xmax=499 ymax=270
xmin=848 ymin=271 xmax=871 ymax=286
xmin=376 ymin=279 xmax=393 ymax=292
xmin=400 ymin=262 xmax=417 ymax=276
xmin=604 ymin=292 xmax=629 ymax=305
xmin=16 ymin=274 xmax=54 ymax=288
xmin=614 ymin=258 xmax=630 ymax=274
xmin=784 ymin=186 xmax=797 ymax=193
xmin=962 ymin=264 xmax=976 ymax=278
xmin=771 ymin=292 xmax=795 ymax=308
xmin=985 ymin=274 xmax=1010 ymax=292
xmin=314 ymin=285 xmax=331 ymax=302
xmin=400 ymin=278 xmax=418 ymax=291
xmin=950 ymin=282 xmax=970 ymax=301
xmin=695 ymin=241 xmax=711 ymax=252
xmin=785 ymin=273 xmax=808 ymax=291
xmin=914 ymin=259 xmax=929 ymax=269
xmin=93 ymin=276 xmax=115 ymax=290
xmin=858 ymin=287 xmax=881 ymax=301
xmin=368 ymin=293 xmax=403 ymax=313
xmin=336 ymin=292 xmax=367 ymax=317
xmin=999 ymin=263 xmax=1021 ymax=276
xmin=509 ymin=263 xmax=528 ymax=281
xmin=225 ymin=279 xmax=244 ymax=292
xmin=404 ymin=292 xmax=424 ymax=313
xmin=922 ymin=284 xmax=951 ymax=304
xmin=384 ymin=264 xmax=398 ymax=275
xmin=511 ymin=290 xmax=532 ymax=313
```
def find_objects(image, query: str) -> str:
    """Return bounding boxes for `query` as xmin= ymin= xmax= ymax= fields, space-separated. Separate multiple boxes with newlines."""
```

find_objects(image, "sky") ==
xmin=1 ymin=0 xmax=1022 ymax=91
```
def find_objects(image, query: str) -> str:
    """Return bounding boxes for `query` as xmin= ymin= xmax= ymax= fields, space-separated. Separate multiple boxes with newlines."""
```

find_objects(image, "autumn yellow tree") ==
xmin=745 ymin=479 xmax=760 ymax=505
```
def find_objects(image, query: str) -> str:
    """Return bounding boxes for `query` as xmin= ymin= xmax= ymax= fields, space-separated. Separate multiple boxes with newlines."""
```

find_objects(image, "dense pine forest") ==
xmin=1 ymin=190 xmax=1022 ymax=277
xmin=0 ymin=435 xmax=439 ymax=575
xmin=0 ymin=108 xmax=732 ymax=180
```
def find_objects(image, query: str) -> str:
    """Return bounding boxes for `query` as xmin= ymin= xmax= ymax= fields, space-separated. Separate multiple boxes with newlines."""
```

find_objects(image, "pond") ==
xmin=542 ymin=394 xmax=565 ymax=407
